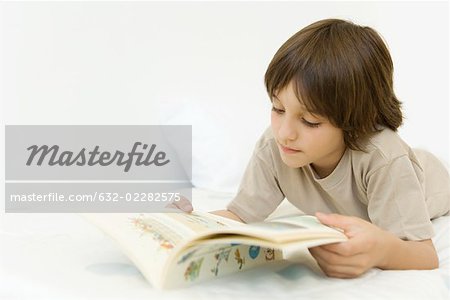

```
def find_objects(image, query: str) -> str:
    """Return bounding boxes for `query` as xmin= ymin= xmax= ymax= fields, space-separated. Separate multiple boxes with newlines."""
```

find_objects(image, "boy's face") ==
xmin=270 ymin=81 xmax=346 ymax=178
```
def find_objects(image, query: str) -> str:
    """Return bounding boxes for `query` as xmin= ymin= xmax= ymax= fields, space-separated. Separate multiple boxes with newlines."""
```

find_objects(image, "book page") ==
xmin=82 ymin=213 xmax=173 ymax=288
xmin=264 ymin=214 xmax=345 ymax=234
xmin=155 ymin=211 xmax=244 ymax=235
xmin=189 ymin=214 xmax=347 ymax=244
xmin=81 ymin=211 xmax=242 ymax=289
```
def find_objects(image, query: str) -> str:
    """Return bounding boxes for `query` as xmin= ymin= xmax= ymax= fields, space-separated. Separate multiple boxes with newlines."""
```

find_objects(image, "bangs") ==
xmin=265 ymin=44 xmax=338 ymax=121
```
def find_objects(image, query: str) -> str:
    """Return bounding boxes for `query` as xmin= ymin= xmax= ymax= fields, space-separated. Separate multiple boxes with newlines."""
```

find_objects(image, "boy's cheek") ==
xmin=270 ymin=117 xmax=282 ymax=138
xmin=270 ymin=114 xmax=278 ymax=128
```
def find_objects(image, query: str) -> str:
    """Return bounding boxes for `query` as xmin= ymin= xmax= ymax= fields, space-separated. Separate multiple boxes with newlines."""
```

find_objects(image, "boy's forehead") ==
xmin=272 ymin=94 xmax=307 ymax=110
xmin=272 ymin=93 xmax=323 ymax=119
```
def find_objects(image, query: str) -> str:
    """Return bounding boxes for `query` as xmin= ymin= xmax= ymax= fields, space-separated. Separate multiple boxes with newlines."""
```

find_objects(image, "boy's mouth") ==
xmin=279 ymin=144 xmax=301 ymax=154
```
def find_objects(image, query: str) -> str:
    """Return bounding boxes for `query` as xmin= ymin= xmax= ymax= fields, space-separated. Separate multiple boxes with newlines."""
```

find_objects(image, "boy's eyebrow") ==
xmin=271 ymin=94 xmax=320 ymax=118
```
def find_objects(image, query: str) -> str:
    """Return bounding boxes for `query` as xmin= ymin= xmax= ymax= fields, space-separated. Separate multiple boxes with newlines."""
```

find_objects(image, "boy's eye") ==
xmin=302 ymin=118 xmax=321 ymax=128
xmin=272 ymin=106 xmax=321 ymax=128
xmin=271 ymin=106 xmax=284 ymax=114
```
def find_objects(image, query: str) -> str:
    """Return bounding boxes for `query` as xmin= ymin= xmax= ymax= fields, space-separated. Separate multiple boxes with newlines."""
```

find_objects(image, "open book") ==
xmin=82 ymin=211 xmax=347 ymax=289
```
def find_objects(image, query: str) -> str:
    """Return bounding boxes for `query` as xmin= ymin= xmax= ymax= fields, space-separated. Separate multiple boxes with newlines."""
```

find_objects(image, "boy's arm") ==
xmin=309 ymin=212 xmax=439 ymax=278
xmin=210 ymin=210 xmax=245 ymax=223
xmin=379 ymin=237 xmax=438 ymax=270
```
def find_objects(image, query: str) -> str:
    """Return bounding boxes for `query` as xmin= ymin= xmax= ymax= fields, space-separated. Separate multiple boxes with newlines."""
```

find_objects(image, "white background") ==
xmin=0 ymin=1 xmax=449 ymax=192
xmin=0 ymin=2 xmax=449 ymax=299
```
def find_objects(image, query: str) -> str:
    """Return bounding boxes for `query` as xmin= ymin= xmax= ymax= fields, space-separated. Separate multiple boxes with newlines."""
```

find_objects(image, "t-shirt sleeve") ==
xmin=366 ymin=154 xmax=435 ymax=241
xmin=226 ymin=146 xmax=285 ymax=223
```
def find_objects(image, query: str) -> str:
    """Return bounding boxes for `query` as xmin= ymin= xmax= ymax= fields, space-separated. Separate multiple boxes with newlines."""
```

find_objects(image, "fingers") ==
xmin=179 ymin=197 xmax=193 ymax=212
xmin=165 ymin=195 xmax=193 ymax=212
xmin=319 ymin=240 xmax=366 ymax=257
xmin=309 ymin=246 xmax=369 ymax=278
xmin=310 ymin=242 xmax=364 ymax=261
xmin=315 ymin=212 xmax=356 ymax=233
xmin=316 ymin=258 xmax=367 ymax=278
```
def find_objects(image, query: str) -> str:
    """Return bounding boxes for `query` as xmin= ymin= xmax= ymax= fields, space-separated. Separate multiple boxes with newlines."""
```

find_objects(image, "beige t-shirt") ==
xmin=227 ymin=127 xmax=450 ymax=241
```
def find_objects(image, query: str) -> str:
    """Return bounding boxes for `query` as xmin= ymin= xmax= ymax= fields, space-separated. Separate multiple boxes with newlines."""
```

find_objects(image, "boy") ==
xmin=177 ymin=19 xmax=450 ymax=278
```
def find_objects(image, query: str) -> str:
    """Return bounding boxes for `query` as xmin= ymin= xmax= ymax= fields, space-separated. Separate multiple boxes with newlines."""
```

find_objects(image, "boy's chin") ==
xmin=280 ymin=155 xmax=308 ymax=169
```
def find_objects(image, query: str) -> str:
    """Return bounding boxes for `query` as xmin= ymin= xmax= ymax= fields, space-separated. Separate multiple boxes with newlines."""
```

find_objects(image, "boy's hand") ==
xmin=165 ymin=195 xmax=193 ymax=213
xmin=309 ymin=212 xmax=392 ymax=278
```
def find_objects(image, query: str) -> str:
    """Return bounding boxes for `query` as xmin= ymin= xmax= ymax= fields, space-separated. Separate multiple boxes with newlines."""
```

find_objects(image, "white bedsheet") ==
xmin=1 ymin=188 xmax=449 ymax=300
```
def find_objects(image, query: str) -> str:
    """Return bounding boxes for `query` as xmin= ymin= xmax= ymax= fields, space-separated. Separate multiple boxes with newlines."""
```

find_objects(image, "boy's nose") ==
xmin=278 ymin=119 xmax=298 ymax=142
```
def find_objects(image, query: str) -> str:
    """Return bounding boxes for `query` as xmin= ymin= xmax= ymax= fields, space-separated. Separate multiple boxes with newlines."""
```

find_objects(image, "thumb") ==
xmin=315 ymin=212 xmax=354 ymax=232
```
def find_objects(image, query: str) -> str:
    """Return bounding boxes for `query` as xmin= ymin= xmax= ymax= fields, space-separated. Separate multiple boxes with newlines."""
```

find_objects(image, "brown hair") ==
xmin=264 ymin=19 xmax=402 ymax=151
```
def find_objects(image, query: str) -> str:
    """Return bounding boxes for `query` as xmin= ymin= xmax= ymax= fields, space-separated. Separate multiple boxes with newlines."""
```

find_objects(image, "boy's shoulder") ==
xmin=253 ymin=126 xmax=277 ymax=151
xmin=351 ymin=127 xmax=414 ymax=172
xmin=252 ymin=126 xmax=282 ymax=165
xmin=364 ymin=127 xmax=411 ymax=160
